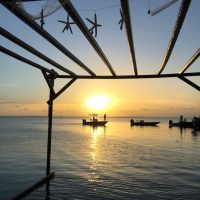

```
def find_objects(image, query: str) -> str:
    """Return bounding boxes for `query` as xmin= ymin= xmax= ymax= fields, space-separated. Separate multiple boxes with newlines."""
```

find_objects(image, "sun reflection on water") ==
xmin=88 ymin=126 xmax=106 ymax=183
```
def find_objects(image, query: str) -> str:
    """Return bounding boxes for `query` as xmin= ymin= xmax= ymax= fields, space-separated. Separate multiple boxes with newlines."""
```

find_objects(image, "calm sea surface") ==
xmin=0 ymin=116 xmax=200 ymax=200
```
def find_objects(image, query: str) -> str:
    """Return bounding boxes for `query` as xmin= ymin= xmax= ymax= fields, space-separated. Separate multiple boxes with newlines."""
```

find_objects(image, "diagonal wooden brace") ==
xmin=47 ymin=78 xmax=77 ymax=104
xmin=179 ymin=76 xmax=200 ymax=92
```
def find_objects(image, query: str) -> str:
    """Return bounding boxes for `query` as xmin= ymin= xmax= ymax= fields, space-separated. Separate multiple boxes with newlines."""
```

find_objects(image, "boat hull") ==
xmin=131 ymin=121 xmax=160 ymax=126
xmin=82 ymin=120 xmax=107 ymax=126
xmin=169 ymin=121 xmax=194 ymax=128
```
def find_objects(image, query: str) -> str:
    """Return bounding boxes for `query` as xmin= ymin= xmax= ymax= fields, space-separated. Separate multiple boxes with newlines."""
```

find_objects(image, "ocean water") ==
xmin=0 ymin=116 xmax=200 ymax=200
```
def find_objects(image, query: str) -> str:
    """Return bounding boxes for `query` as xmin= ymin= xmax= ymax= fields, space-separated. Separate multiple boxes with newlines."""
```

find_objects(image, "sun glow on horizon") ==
xmin=86 ymin=95 xmax=109 ymax=111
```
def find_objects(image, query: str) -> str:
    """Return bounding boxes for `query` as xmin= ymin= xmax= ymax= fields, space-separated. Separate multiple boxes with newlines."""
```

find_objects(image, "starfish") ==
xmin=86 ymin=13 xmax=102 ymax=38
xmin=118 ymin=9 xmax=124 ymax=30
xmin=58 ymin=14 xmax=75 ymax=34
xmin=40 ymin=9 xmax=45 ymax=29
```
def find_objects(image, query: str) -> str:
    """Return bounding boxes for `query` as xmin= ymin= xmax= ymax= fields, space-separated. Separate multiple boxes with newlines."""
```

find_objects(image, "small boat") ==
xmin=82 ymin=114 xmax=108 ymax=126
xmin=169 ymin=120 xmax=193 ymax=128
xmin=130 ymin=119 xmax=160 ymax=126
xmin=169 ymin=115 xmax=194 ymax=128
xmin=169 ymin=116 xmax=200 ymax=130
xmin=192 ymin=116 xmax=200 ymax=131
xmin=168 ymin=121 xmax=180 ymax=127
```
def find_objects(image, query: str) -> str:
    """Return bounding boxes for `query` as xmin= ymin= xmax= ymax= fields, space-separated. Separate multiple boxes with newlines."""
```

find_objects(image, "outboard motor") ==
xmin=169 ymin=120 xmax=173 ymax=127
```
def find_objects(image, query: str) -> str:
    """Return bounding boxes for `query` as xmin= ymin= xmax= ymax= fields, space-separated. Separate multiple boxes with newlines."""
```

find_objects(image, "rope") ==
xmin=78 ymin=4 xmax=120 ymax=12
xmin=17 ymin=0 xmax=120 ymax=20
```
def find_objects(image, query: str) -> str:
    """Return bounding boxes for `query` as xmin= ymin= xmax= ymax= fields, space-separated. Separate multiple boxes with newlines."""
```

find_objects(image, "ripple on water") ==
xmin=0 ymin=117 xmax=200 ymax=200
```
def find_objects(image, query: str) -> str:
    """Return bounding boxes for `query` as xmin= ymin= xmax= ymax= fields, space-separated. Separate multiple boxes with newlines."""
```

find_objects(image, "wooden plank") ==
xmin=157 ymin=0 xmax=191 ymax=74
xmin=120 ymin=0 xmax=138 ymax=75
xmin=57 ymin=72 xmax=200 ymax=79
xmin=179 ymin=76 xmax=200 ymax=91
xmin=1 ymin=27 xmax=76 ymax=76
xmin=179 ymin=48 xmax=200 ymax=74
xmin=11 ymin=172 xmax=55 ymax=200
xmin=59 ymin=0 xmax=116 ymax=76
xmin=4 ymin=3 xmax=96 ymax=76
xmin=0 ymin=46 xmax=53 ymax=74
xmin=46 ymin=77 xmax=54 ymax=176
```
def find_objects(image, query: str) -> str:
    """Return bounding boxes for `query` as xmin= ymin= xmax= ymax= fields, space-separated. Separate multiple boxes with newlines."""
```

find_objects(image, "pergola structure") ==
xmin=1 ymin=0 xmax=200 ymax=199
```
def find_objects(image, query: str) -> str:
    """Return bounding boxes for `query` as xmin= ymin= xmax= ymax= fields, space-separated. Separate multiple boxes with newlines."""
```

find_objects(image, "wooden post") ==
xmin=46 ymin=75 xmax=55 ymax=176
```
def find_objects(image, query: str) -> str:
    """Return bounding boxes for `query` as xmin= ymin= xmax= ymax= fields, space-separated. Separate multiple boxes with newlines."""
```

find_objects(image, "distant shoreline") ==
xmin=0 ymin=115 xmax=195 ymax=119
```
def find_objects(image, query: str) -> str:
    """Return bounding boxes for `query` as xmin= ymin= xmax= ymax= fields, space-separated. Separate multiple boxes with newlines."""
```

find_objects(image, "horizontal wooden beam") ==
xmin=157 ymin=0 xmax=191 ymax=74
xmin=0 ymin=46 xmax=54 ymax=74
xmin=0 ymin=27 xmax=76 ymax=76
xmin=3 ymin=2 xmax=96 ymax=76
xmin=57 ymin=72 xmax=200 ymax=79
xmin=11 ymin=172 xmax=55 ymax=200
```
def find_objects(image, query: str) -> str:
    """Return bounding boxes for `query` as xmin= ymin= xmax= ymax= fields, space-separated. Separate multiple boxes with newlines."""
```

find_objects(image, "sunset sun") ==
xmin=86 ymin=96 xmax=109 ymax=111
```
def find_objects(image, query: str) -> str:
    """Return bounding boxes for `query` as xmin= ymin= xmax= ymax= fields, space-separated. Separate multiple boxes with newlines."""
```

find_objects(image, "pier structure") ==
xmin=0 ymin=0 xmax=199 ymax=199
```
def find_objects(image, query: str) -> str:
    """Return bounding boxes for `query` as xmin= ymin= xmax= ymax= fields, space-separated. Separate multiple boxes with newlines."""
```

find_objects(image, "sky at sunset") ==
xmin=1 ymin=0 xmax=200 ymax=117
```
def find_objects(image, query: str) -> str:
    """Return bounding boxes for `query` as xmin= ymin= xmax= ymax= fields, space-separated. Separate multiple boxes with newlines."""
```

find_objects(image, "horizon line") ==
xmin=0 ymin=115 xmax=194 ymax=118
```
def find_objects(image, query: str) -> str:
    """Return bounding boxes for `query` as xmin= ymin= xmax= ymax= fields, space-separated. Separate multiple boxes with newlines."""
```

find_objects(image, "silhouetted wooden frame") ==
xmin=0 ymin=0 xmax=199 ymax=199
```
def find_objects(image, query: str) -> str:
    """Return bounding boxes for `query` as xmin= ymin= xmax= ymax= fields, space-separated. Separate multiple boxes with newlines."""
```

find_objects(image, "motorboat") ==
xmin=82 ymin=114 xmax=108 ymax=126
xmin=130 ymin=119 xmax=160 ymax=126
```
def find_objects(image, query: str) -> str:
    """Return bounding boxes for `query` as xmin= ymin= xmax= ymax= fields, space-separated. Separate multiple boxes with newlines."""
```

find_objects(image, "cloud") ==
xmin=0 ymin=107 xmax=5 ymax=112
xmin=0 ymin=83 xmax=17 ymax=91
xmin=172 ymin=107 xmax=195 ymax=111
xmin=0 ymin=101 xmax=43 ymax=104
xmin=41 ymin=109 xmax=48 ymax=113
xmin=18 ymin=108 xmax=28 ymax=112
xmin=140 ymin=107 xmax=150 ymax=111
xmin=0 ymin=101 xmax=15 ymax=104
xmin=0 ymin=83 xmax=17 ymax=87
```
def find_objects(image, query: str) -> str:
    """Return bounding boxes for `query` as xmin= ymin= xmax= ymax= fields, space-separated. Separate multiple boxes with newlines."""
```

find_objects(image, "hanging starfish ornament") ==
xmin=118 ymin=9 xmax=124 ymax=30
xmin=40 ymin=9 xmax=45 ymax=29
xmin=86 ymin=13 xmax=102 ymax=38
xmin=57 ymin=14 xmax=75 ymax=34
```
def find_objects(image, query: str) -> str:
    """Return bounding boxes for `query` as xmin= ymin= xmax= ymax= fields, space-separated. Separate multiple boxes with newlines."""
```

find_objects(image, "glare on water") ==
xmin=0 ymin=117 xmax=200 ymax=200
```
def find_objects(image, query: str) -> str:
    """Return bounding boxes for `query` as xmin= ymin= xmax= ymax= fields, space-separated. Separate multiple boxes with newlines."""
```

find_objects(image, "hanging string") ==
xmin=32 ymin=1 xmax=120 ymax=14
xmin=25 ymin=1 xmax=120 ymax=21
xmin=78 ymin=4 xmax=120 ymax=13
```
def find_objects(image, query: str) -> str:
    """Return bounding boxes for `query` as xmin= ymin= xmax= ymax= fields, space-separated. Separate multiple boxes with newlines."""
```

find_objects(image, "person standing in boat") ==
xmin=104 ymin=114 xmax=106 ymax=121
xmin=180 ymin=115 xmax=183 ymax=123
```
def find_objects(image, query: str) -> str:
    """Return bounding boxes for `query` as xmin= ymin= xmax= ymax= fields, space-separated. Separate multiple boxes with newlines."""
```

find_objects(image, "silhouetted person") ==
xmin=180 ymin=115 xmax=183 ymax=123
xmin=104 ymin=114 xmax=106 ymax=121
